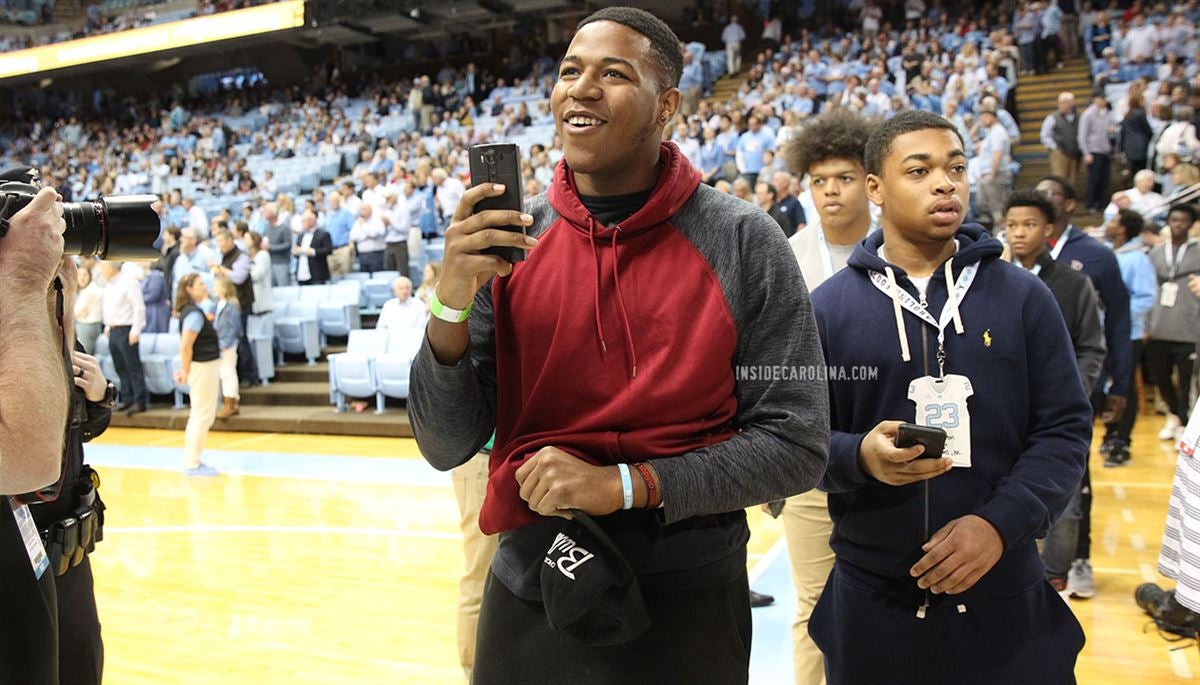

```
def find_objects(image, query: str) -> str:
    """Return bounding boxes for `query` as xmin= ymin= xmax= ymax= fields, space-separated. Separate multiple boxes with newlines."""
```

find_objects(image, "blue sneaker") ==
xmin=184 ymin=463 xmax=220 ymax=477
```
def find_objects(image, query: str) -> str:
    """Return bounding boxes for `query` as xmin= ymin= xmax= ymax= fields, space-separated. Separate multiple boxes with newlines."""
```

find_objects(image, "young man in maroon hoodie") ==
xmin=408 ymin=6 xmax=829 ymax=683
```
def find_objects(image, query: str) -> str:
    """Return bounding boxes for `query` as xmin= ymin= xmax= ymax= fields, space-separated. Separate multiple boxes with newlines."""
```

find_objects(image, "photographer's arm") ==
xmin=0 ymin=188 xmax=69 ymax=493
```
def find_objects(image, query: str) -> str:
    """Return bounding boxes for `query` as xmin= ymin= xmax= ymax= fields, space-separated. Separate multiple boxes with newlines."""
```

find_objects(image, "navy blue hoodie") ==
xmin=812 ymin=224 xmax=1091 ymax=603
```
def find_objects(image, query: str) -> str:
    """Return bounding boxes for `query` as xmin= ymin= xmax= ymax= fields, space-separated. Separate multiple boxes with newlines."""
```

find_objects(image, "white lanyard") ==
xmin=1165 ymin=239 xmax=1192 ymax=280
xmin=870 ymin=257 xmax=980 ymax=375
xmin=1049 ymin=225 xmax=1072 ymax=261
xmin=817 ymin=218 xmax=879 ymax=281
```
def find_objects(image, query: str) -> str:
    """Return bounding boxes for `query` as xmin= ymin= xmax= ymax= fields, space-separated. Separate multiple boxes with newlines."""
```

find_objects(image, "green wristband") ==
xmin=431 ymin=287 xmax=473 ymax=323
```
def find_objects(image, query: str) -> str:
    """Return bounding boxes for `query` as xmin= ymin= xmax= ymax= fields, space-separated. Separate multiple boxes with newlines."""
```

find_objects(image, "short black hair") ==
xmin=1004 ymin=188 xmax=1058 ymax=225
xmin=785 ymin=110 xmax=875 ymax=177
xmin=1116 ymin=208 xmax=1146 ymax=242
xmin=1169 ymin=202 xmax=1199 ymax=223
xmin=577 ymin=6 xmax=683 ymax=92
xmin=1037 ymin=175 xmax=1078 ymax=201
xmin=864 ymin=110 xmax=964 ymax=176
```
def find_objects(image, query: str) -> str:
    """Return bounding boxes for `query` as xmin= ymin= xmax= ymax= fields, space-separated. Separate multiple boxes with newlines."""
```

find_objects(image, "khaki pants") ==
xmin=329 ymin=245 xmax=354 ymax=278
xmin=1049 ymin=149 xmax=1080 ymax=190
xmin=183 ymin=359 xmax=220 ymax=469
xmin=219 ymin=347 xmax=239 ymax=401
xmin=726 ymin=42 xmax=741 ymax=74
xmin=452 ymin=452 xmax=497 ymax=683
xmin=782 ymin=489 xmax=835 ymax=685
xmin=681 ymin=88 xmax=700 ymax=118
xmin=978 ymin=170 xmax=1011 ymax=229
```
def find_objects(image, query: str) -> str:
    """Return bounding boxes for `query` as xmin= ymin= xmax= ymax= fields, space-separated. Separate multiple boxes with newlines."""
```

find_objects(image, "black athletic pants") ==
xmin=384 ymin=241 xmax=410 ymax=281
xmin=472 ymin=568 xmax=752 ymax=685
xmin=1146 ymin=339 xmax=1196 ymax=421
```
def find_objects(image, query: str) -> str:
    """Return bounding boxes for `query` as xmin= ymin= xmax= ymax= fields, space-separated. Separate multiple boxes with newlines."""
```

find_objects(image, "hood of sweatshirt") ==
xmin=544 ymin=142 xmax=702 ymax=379
xmin=846 ymin=223 xmax=1004 ymax=363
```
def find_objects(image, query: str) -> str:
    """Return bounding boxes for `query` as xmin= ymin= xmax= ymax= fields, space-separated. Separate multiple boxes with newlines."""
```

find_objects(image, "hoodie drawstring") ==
xmin=884 ymin=266 xmax=911 ymax=362
xmin=588 ymin=217 xmax=608 ymax=354
xmin=944 ymin=259 xmax=964 ymax=336
xmin=610 ymin=227 xmax=638 ymax=379
xmin=586 ymin=217 xmax=638 ymax=379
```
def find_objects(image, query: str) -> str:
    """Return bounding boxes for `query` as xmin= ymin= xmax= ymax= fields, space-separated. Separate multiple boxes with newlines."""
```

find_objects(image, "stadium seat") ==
xmin=373 ymin=330 xmax=422 ymax=408
xmin=318 ymin=281 xmax=363 ymax=337
xmin=362 ymin=279 xmax=394 ymax=311
xmin=141 ymin=333 xmax=187 ymax=409
xmin=94 ymin=335 xmax=121 ymax=391
xmin=274 ymin=285 xmax=301 ymax=303
xmin=275 ymin=299 xmax=322 ymax=364
xmin=247 ymin=314 xmax=276 ymax=384
xmin=328 ymin=329 xmax=389 ymax=413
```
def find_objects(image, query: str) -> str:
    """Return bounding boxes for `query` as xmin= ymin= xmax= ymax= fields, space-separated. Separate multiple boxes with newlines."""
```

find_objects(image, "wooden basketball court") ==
xmin=84 ymin=417 xmax=1193 ymax=683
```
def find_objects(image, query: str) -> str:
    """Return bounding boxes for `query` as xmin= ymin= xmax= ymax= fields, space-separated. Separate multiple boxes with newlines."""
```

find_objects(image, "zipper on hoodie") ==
xmin=918 ymin=290 xmax=931 ymax=620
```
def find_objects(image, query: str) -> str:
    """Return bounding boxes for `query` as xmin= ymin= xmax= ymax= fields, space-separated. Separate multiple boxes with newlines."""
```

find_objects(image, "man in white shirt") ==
xmin=184 ymin=197 xmax=209 ymax=240
xmin=672 ymin=121 xmax=703 ymax=170
xmin=361 ymin=172 xmax=387 ymax=211
xmin=1122 ymin=13 xmax=1157 ymax=61
xmin=431 ymin=168 xmax=465 ymax=232
xmin=350 ymin=203 xmax=387 ymax=274
xmin=375 ymin=277 xmax=427 ymax=350
xmin=381 ymin=187 xmax=412 ymax=279
xmin=100 ymin=261 xmax=148 ymax=414
xmin=722 ymin=15 xmax=746 ymax=74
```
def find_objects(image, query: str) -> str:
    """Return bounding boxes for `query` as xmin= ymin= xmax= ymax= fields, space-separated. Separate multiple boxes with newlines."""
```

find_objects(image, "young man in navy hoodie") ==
xmin=1036 ymin=174 xmax=1132 ymax=599
xmin=809 ymin=111 xmax=1091 ymax=684
xmin=407 ymin=7 xmax=829 ymax=683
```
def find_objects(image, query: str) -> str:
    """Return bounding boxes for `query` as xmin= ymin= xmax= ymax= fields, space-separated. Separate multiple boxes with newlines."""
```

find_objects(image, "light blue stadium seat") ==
xmin=362 ymin=279 xmax=394 ymax=311
xmin=318 ymin=281 xmax=363 ymax=337
xmin=275 ymin=300 xmax=322 ymax=365
xmin=94 ymin=335 xmax=121 ymax=391
xmin=247 ymin=314 xmax=276 ymax=384
xmin=328 ymin=329 xmax=389 ymax=413
xmin=374 ymin=331 xmax=422 ymax=406
xmin=274 ymin=285 xmax=301 ymax=303
xmin=141 ymin=333 xmax=187 ymax=408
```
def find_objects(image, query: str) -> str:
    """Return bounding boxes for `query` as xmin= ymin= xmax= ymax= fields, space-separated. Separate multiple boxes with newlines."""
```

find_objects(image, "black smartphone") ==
xmin=894 ymin=423 xmax=947 ymax=459
xmin=468 ymin=143 xmax=526 ymax=263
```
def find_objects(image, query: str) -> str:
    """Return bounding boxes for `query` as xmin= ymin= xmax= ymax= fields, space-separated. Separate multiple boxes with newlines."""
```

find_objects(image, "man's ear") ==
xmin=865 ymin=173 xmax=884 ymax=208
xmin=659 ymin=88 xmax=682 ymax=124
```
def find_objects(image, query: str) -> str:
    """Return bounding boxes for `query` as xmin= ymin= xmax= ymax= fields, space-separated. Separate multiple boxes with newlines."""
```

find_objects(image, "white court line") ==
xmin=1170 ymin=648 xmax=1194 ymax=679
xmin=105 ymin=525 xmax=462 ymax=540
xmin=1122 ymin=508 xmax=1136 ymax=524
xmin=1094 ymin=482 xmax=1171 ymax=490
xmin=1131 ymin=533 xmax=1147 ymax=551
xmin=1140 ymin=564 xmax=1157 ymax=583
xmin=748 ymin=538 xmax=787 ymax=585
xmin=1094 ymin=566 xmax=1139 ymax=576
xmin=1112 ymin=484 xmax=1128 ymax=500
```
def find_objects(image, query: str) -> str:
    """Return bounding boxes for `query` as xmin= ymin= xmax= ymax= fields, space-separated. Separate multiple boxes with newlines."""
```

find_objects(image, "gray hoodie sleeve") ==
xmin=652 ymin=188 xmax=830 ymax=524
xmin=407 ymin=278 xmax=498 ymax=470
xmin=407 ymin=196 xmax=556 ymax=470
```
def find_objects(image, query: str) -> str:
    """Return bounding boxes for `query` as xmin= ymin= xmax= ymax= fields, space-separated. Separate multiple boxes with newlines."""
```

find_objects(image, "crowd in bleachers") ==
xmin=0 ymin=0 xmax=274 ymax=54
xmin=6 ymin=0 xmax=1200 ymax=421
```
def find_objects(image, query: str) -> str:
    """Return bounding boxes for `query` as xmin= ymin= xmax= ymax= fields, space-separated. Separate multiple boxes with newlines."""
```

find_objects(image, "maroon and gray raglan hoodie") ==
xmin=410 ymin=143 xmax=828 ymax=595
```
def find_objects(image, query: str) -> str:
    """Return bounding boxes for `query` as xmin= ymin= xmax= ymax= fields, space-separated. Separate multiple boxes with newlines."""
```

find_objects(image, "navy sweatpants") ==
xmin=811 ymin=562 xmax=1084 ymax=685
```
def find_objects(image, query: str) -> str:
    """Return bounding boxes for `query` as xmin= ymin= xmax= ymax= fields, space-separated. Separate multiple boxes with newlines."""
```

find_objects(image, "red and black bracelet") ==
xmin=633 ymin=462 xmax=660 ymax=508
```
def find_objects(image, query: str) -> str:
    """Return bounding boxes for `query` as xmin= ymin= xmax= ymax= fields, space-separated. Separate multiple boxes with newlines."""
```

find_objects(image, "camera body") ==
xmin=0 ymin=181 xmax=162 ymax=260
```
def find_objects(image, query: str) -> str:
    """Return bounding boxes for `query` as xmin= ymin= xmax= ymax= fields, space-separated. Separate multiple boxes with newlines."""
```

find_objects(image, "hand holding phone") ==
xmin=894 ymin=423 xmax=947 ymax=459
xmin=857 ymin=420 xmax=953 ymax=487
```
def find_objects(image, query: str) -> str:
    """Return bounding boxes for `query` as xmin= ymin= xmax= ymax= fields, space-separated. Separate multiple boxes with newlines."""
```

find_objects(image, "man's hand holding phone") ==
xmin=858 ymin=420 xmax=953 ymax=486
xmin=428 ymin=183 xmax=538 ymax=366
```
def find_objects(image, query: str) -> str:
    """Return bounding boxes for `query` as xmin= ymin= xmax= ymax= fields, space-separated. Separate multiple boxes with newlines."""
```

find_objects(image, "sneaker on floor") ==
xmin=1104 ymin=442 xmax=1131 ymax=467
xmin=1098 ymin=439 xmax=1113 ymax=458
xmin=184 ymin=463 xmax=220 ymax=477
xmin=1160 ymin=415 xmax=1183 ymax=440
xmin=1068 ymin=559 xmax=1095 ymax=599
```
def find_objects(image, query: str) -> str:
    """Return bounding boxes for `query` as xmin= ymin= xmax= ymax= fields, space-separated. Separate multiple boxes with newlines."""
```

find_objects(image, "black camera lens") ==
xmin=62 ymin=194 xmax=161 ymax=260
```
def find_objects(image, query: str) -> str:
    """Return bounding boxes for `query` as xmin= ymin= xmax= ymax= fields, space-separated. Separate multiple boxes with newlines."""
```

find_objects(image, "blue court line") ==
xmin=84 ymin=444 xmax=452 ymax=487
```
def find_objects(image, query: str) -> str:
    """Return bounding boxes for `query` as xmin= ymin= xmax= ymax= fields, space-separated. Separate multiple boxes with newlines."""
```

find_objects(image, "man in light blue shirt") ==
xmin=735 ymin=116 xmax=777 ymax=186
xmin=679 ymin=50 xmax=704 ymax=117
xmin=1099 ymin=208 xmax=1158 ymax=466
